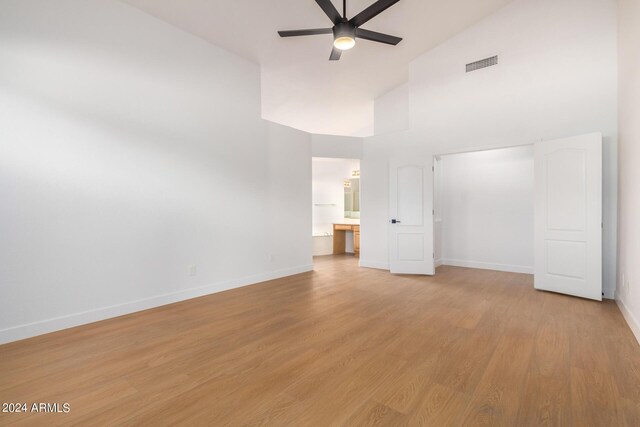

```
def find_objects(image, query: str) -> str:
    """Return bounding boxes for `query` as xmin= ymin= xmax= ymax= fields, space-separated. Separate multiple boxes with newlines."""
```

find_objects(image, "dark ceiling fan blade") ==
xmin=355 ymin=28 xmax=402 ymax=45
xmin=349 ymin=0 xmax=400 ymax=27
xmin=315 ymin=0 xmax=343 ymax=24
xmin=329 ymin=47 xmax=342 ymax=61
xmin=278 ymin=28 xmax=333 ymax=37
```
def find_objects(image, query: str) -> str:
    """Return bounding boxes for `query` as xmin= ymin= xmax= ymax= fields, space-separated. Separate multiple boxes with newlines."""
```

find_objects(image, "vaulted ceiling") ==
xmin=122 ymin=0 xmax=513 ymax=136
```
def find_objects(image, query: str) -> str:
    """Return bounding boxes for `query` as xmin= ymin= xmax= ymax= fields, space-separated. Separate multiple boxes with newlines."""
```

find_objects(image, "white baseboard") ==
xmin=0 ymin=264 xmax=313 ymax=345
xmin=358 ymin=259 xmax=531 ymax=274
xmin=441 ymin=259 xmax=534 ymax=275
xmin=616 ymin=295 xmax=640 ymax=346
xmin=359 ymin=259 xmax=389 ymax=271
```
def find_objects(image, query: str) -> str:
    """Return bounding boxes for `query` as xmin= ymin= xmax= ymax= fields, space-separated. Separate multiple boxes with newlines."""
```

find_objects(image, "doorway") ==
xmin=312 ymin=157 xmax=361 ymax=261
xmin=434 ymin=145 xmax=535 ymax=274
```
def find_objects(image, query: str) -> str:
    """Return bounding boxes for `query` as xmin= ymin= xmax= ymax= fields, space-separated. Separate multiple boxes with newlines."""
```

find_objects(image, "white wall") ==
xmin=364 ymin=0 xmax=618 ymax=296
xmin=267 ymin=124 xmax=314 ymax=271
xmin=439 ymin=146 xmax=534 ymax=274
xmin=312 ymin=158 xmax=360 ymax=236
xmin=374 ymin=83 xmax=409 ymax=136
xmin=0 ymin=0 xmax=312 ymax=343
xmin=311 ymin=134 xmax=363 ymax=159
xmin=615 ymin=0 xmax=640 ymax=342
xmin=434 ymin=156 xmax=443 ymax=265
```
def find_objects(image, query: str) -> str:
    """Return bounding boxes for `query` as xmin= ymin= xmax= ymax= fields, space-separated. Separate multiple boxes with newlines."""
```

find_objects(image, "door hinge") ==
xmin=432 ymin=209 xmax=435 ymax=215
xmin=432 ymin=166 xmax=434 ymax=172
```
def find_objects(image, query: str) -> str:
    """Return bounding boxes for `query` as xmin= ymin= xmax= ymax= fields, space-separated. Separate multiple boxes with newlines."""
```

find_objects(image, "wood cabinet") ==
xmin=333 ymin=224 xmax=360 ymax=256
xmin=354 ymin=226 xmax=360 ymax=254
xmin=334 ymin=224 xmax=353 ymax=231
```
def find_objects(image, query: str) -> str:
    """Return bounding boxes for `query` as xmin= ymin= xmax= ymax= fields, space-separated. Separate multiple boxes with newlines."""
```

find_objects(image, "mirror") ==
xmin=344 ymin=178 xmax=360 ymax=219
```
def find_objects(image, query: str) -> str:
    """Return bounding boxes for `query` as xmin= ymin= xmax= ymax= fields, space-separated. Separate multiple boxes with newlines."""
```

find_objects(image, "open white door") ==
xmin=389 ymin=158 xmax=435 ymax=275
xmin=534 ymin=133 xmax=602 ymax=300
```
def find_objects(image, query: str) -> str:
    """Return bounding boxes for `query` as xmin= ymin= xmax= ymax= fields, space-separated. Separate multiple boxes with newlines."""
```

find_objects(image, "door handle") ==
xmin=391 ymin=219 xmax=401 ymax=224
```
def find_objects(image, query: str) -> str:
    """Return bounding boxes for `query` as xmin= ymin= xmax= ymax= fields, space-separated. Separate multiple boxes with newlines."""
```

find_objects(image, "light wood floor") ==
xmin=1 ymin=255 xmax=640 ymax=426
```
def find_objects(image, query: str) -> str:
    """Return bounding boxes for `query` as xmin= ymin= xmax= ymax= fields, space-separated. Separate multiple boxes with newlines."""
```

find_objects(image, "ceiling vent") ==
xmin=466 ymin=55 xmax=498 ymax=73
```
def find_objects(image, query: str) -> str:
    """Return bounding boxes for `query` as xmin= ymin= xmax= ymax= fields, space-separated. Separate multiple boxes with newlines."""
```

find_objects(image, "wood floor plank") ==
xmin=406 ymin=383 xmax=468 ymax=426
xmin=570 ymin=366 xmax=621 ymax=426
xmin=1 ymin=255 xmax=639 ymax=426
xmin=514 ymin=312 xmax=572 ymax=426
xmin=458 ymin=334 xmax=535 ymax=426
xmin=344 ymin=400 xmax=407 ymax=426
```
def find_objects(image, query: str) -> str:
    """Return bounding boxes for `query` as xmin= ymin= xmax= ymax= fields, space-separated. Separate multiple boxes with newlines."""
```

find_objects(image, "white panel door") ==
xmin=534 ymin=133 xmax=602 ymax=300
xmin=389 ymin=158 xmax=435 ymax=275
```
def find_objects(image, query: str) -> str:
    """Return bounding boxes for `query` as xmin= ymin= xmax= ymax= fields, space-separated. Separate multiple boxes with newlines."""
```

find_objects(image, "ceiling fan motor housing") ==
xmin=333 ymin=22 xmax=356 ymax=40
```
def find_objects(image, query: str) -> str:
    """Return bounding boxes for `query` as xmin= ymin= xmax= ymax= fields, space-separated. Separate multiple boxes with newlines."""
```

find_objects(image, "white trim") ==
xmin=359 ymin=259 xmax=389 ymax=270
xmin=0 ymin=264 xmax=313 ymax=345
xmin=603 ymin=287 xmax=615 ymax=300
xmin=435 ymin=142 xmax=534 ymax=157
xmin=441 ymin=258 xmax=534 ymax=274
xmin=616 ymin=296 xmax=640 ymax=346
xmin=435 ymin=258 xmax=443 ymax=268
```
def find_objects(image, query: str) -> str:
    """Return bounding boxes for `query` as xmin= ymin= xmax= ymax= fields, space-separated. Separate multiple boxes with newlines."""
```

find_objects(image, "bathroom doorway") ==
xmin=312 ymin=157 xmax=361 ymax=261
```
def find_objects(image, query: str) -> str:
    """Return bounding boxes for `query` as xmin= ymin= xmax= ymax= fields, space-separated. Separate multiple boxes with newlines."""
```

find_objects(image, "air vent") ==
xmin=466 ymin=56 xmax=498 ymax=73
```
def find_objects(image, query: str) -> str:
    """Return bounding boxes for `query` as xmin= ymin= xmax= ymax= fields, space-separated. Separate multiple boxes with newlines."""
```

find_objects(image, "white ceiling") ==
xmin=122 ymin=0 xmax=513 ymax=136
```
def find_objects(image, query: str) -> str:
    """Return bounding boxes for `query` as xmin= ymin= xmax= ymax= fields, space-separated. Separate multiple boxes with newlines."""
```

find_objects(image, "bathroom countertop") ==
xmin=335 ymin=219 xmax=360 ymax=225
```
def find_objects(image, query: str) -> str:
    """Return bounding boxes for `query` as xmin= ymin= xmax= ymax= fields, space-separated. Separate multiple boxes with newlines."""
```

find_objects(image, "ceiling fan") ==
xmin=277 ymin=0 xmax=402 ymax=61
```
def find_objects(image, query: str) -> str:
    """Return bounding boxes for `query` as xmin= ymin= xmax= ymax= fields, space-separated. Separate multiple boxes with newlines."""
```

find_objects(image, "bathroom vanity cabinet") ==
xmin=332 ymin=223 xmax=360 ymax=256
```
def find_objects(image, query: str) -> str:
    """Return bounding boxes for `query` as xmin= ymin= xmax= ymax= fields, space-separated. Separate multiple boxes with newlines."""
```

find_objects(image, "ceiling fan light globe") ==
xmin=334 ymin=36 xmax=356 ymax=50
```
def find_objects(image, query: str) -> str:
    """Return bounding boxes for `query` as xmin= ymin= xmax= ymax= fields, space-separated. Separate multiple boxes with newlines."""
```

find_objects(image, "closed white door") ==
xmin=534 ymin=133 xmax=602 ymax=300
xmin=389 ymin=158 xmax=435 ymax=275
